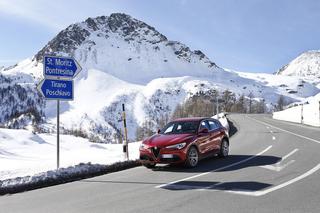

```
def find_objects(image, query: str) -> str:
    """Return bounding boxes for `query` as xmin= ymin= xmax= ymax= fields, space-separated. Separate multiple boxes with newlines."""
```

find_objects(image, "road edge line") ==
xmin=226 ymin=163 xmax=320 ymax=196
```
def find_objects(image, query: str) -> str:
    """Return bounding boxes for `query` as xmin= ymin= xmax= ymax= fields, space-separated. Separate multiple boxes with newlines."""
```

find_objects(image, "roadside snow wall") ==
xmin=212 ymin=113 xmax=230 ymax=132
xmin=273 ymin=101 xmax=320 ymax=127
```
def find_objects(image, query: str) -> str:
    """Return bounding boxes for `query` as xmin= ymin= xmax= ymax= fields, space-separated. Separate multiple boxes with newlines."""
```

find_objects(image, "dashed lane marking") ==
xmin=248 ymin=116 xmax=320 ymax=144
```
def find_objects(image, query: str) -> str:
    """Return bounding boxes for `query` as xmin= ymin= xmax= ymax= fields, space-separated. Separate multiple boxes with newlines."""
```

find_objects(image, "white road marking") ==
xmin=272 ymin=136 xmax=276 ymax=140
xmin=247 ymin=116 xmax=320 ymax=144
xmin=266 ymin=126 xmax=270 ymax=129
xmin=265 ymin=116 xmax=320 ymax=131
xmin=281 ymin=148 xmax=299 ymax=161
xmin=224 ymin=163 xmax=320 ymax=196
xmin=260 ymin=148 xmax=298 ymax=171
xmin=261 ymin=160 xmax=295 ymax=172
xmin=197 ymin=182 xmax=225 ymax=191
xmin=155 ymin=145 xmax=273 ymax=189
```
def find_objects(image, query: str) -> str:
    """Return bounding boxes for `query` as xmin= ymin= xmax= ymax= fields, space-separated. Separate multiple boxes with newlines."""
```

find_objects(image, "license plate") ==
xmin=162 ymin=154 xmax=173 ymax=158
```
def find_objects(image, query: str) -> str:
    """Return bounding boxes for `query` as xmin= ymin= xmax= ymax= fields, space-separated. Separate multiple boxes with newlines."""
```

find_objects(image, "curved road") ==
xmin=1 ymin=114 xmax=320 ymax=213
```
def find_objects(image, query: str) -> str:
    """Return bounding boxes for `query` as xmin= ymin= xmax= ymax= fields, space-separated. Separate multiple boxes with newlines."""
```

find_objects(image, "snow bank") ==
xmin=0 ymin=127 xmax=143 ymax=194
xmin=0 ymin=128 xmax=141 ymax=180
xmin=0 ymin=161 xmax=140 ymax=195
xmin=212 ymin=113 xmax=229 ymax=132
xmin=273 ymin=106 xmax=304 ymax=123
xmin=273 ymin=98 xmax=320 ymax=127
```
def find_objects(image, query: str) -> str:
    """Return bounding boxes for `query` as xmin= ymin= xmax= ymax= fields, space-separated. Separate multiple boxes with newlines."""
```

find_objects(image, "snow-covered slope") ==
xmin=0 ymin=127 xmax=140 ymax=180
xmin=1 ymin=13 xmax=319 ymax=143
xmin=235 ymin=70 xmax=319 ymax=101
xmin=272 ymin=50 xmax=320 ymax=126
xmin=276 ymin=50 xmax=320 ymax=88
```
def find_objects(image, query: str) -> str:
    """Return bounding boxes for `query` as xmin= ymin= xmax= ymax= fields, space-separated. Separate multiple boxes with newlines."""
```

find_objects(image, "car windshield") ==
xmin=160 ymin=121 xmax=199 ymax=134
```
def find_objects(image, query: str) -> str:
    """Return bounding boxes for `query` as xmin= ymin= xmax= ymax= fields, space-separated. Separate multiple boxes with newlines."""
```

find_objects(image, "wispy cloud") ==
xmin=0 ymin=59 xmax=21 ymax=63
xmin=0 ymin=0 xmax=116 ymax=32
xmin=0 ymin=0 xmax=63 ymax=31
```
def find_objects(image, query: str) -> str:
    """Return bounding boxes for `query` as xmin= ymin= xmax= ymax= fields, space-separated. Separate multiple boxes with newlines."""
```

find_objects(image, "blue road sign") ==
xmin=37 ymin=78 xmax=74 ymax=101
xmin=43 ymin=55 xmax=82 ymax=79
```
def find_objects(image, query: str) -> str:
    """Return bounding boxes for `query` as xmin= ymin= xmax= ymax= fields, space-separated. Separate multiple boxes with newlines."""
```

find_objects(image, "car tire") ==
xmin=143 ymin=162 xmax=156 ymax=169
xmin=219 ymin=139 xmax=229 ymax=158
xmin=185 ymin=146 xmax=199 ymax=168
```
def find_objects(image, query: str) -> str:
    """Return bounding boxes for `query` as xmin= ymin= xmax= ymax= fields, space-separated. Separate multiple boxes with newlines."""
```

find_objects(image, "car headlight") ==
xmin=165 ymin=142 xmax=186 ymax=150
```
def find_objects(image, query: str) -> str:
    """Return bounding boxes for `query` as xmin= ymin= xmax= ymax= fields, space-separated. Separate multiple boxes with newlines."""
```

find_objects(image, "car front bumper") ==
xmin=139 ymin=147 xmax=187 ymax=164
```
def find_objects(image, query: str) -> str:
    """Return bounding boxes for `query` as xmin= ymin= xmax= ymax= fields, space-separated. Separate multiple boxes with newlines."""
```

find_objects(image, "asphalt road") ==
xmin=1 ymin=114 xmax=320 ymax=213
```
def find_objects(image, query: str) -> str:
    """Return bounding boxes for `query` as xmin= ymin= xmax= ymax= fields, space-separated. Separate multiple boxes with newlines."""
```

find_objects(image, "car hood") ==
xmin=144 ymin=133 xmax=195 ymax=147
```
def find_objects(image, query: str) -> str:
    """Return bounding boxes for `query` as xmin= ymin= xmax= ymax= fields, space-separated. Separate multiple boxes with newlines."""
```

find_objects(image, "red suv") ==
xmin=139 ymin=117 xmax=229 ymax=168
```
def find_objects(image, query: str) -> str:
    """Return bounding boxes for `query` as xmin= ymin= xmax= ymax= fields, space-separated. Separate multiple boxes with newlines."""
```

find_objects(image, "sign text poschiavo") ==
xmin=44 ymin=55 xmax=82 ymax=79
xmin=37 ymin=78 xmax=74 ymax=100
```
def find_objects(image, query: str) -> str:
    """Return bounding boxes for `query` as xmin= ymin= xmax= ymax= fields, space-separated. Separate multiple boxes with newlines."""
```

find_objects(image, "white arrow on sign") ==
xmin=260 ymin=149 xmax=299 ymax=172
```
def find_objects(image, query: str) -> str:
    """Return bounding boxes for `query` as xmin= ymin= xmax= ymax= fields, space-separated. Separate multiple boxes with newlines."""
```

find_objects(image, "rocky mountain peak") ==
xmin=29 ymin=12 xmax=220 ymax=84
xmin=34 ymin=13 xmax=168 ymax=62
xmin=276 ymin=50 xmax=320 ymax=78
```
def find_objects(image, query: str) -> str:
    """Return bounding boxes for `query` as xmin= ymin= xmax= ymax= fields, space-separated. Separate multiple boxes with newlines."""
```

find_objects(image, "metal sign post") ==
xmin=216 ymin=96 xmax=219 ymax=115
xmin=37 ymin=55 xmax=82 ymax=170
xmin=57 ymin=100 xmax=60 ymax=169
xmin=301 ymin=104 xmax=304 ymax=124
xmin=122 ymin=104 xmax=129 ymax=160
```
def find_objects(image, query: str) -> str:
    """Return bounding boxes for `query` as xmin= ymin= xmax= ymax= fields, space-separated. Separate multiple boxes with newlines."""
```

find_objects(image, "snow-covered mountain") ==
xmin=1 ymin=13 xmax=319 ymax=143
xmin=275 ymin=50 xmax=320 ymax=109
xmin=276 ymin=50 xmax=320 ymax=88
xmin=15 ymin=13 xmax=219 ymax=83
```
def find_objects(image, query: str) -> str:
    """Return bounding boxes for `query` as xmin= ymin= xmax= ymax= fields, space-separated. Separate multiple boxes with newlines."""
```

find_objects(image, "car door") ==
xmin=208 ymin=119 xmax=223 ymax=152
xmin=214 ymin=119 xmax=226 ymax=150
xmin=197 ymin=120 xmax=212 ymax=154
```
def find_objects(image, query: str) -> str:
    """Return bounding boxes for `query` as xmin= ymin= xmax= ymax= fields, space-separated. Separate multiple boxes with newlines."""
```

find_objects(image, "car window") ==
xmin=164 ymin=124 xmax=174 ymax=133
xmin=208 ymin=120 xmax=218 ymax=130
xmin=161 ymin=121 xmax=199 ymax=134
xmin=177 ymin=124 xmax=182 ymax=130
xmin=214 ymin=120 xmax=222 ymax=128
xmin=199 ymin=120 xmax=210 ymax=130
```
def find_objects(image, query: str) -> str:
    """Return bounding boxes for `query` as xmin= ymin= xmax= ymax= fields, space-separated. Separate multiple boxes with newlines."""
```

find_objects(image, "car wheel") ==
xmin=185 ymin=146 xmax=199 ymax=168
xmin=219 ymin=139 xmax=229 ymax=158
xmin=143 ymin=162 xmax=156 ymax=169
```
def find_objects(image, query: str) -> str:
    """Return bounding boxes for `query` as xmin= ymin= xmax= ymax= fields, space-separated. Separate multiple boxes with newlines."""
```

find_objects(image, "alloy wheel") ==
xmin=188 ymin=147 xmax=199 ymax=167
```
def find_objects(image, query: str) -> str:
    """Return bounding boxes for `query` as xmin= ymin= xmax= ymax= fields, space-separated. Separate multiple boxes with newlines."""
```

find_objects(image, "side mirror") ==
xmin=199 ymin=128 xmax=209 ymax=134
xmin=157 ymin=129 xmax=161 ymax=134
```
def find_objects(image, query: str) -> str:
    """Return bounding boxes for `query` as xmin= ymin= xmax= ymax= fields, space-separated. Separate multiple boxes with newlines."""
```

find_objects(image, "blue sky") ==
xmin=0 ymin=0 xmax=320 ymax=73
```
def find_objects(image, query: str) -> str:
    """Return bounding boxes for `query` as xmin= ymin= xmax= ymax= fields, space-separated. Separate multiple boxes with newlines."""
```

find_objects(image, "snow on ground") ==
xmin=234 ymin=70 xmax=320 ymax=101
xmin=273 ymin=93 xmax=320 ymax=127
xmin=212 ymin=113 xmax=229 ymax=132
xmin=0 ymin=128 xmax=141 ymax=181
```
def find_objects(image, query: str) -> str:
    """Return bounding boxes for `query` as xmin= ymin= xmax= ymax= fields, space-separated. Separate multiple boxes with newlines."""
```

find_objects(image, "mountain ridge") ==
xmin=276 ymin=50 xmax=320 ymax=79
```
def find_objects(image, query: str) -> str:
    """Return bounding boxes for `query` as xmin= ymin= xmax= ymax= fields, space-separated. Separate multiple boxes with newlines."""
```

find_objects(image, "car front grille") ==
xmin=151 ymin=147 xmax=161 ymax=158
